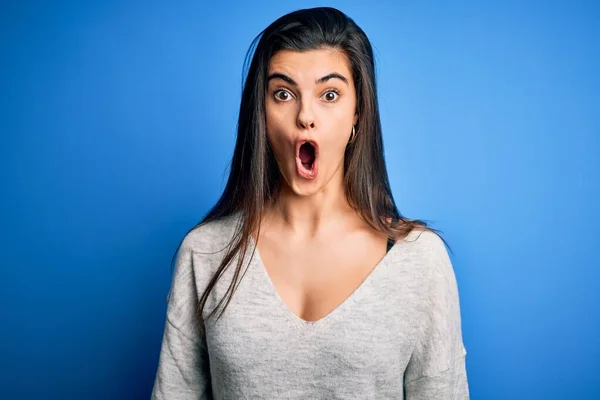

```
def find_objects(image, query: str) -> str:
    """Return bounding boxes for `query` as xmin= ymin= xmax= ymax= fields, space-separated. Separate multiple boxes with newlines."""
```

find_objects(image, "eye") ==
xmin=322 ymin=89 xmax=340 ymax=103
xmin=273 ymin=89 xmax=293 ymax=102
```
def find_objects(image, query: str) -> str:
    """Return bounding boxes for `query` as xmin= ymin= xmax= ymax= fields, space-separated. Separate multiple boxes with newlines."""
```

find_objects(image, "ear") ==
xmin=353 ymin=112 xmax=358 ymax=125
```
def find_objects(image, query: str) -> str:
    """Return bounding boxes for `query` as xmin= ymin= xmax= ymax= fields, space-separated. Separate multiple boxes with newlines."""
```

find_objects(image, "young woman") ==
xmin=151 ymin=7 xmax=469 ymax=399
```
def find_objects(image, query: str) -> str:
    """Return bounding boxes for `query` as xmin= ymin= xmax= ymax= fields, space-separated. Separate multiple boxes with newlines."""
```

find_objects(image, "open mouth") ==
xmin=296 ymin=140 xmax=318 ymax=179
xmin=299 ymin=142 xmax=316 ymax=169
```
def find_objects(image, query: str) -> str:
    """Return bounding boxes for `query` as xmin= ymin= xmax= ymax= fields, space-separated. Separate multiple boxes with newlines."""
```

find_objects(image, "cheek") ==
xmin=266 ymin=104 xmax=288 ymax=130
xmin=321 ymin=107 xmax=354 ymax=142
xmin=266 ymin=107 xmax=292 ymax=142
xmin=265 ymin=119 xmax=290 ymax=158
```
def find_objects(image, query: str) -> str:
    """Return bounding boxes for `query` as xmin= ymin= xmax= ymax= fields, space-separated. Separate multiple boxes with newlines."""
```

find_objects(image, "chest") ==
xmin=255 ymin=232 xmax=391 ymax=323
xmin=202 ymin=254 xmax=420 ymax=398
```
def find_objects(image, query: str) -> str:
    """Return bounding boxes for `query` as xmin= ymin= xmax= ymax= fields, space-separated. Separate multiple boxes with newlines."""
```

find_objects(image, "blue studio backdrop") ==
xmin=1 ymin=1 xmax=598 ymax=399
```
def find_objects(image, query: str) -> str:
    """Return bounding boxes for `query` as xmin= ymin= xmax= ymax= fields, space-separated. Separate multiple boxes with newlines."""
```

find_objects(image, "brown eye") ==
xmin=274 ymin=90 xmax=292 ymax=102
xmin=322 ymin=90 xmax=340 ymax=102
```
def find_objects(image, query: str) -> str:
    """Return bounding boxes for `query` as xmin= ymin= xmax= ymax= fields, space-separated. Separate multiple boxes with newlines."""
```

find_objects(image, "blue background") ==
xmin=1 ymin=1 xmax=598 ymax=398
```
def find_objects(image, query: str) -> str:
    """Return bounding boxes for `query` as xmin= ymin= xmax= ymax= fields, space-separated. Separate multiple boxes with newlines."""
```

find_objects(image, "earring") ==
xmin=348 ymin=125 xmax=357 ymax=144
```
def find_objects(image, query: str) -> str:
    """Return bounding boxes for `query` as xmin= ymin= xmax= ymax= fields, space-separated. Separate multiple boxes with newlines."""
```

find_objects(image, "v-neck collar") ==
xmin=247 ymin=234 xmax=400 ymax=329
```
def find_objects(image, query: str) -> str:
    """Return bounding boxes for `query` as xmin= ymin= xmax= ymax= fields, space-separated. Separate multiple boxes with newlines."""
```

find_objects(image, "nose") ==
xmin=297 ymin=97 xmax=316 ymax=130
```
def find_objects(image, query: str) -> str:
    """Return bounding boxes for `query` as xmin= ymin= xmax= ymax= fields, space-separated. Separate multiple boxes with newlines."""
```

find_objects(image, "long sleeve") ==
xmin=403 ymin=231 xmax=469 ymax=399
xmin=151 ymin=241 xmax=212 ymax=400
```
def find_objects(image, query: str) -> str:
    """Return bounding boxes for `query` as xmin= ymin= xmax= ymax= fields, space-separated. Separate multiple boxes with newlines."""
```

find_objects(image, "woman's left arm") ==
xmin=403 ymin=231 xmax=469 ymax=399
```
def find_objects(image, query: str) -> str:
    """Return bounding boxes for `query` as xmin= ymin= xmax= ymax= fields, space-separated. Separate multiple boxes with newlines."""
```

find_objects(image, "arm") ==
xmin=403 ymin=231 xmax=469 ymax=399
xmin=151 ymin=242 xmax=212 ymax=400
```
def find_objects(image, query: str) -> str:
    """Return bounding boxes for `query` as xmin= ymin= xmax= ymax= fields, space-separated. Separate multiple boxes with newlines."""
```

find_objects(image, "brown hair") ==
xmin=172 ymin=7 xmax=449 ymax=332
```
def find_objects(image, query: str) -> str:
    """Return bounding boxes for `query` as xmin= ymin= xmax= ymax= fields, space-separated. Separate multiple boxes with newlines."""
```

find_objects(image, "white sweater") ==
xmin=151 ymin=212 xmax=469 ymax=399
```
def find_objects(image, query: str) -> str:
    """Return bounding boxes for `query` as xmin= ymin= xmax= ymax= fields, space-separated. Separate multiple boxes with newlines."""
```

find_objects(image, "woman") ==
xmin=151 ymin=7 xmax=469 ymax=399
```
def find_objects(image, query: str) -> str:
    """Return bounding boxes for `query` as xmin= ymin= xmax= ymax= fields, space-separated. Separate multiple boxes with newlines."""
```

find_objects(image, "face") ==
xmin=265 ymin=48 xmax=358 ymax=196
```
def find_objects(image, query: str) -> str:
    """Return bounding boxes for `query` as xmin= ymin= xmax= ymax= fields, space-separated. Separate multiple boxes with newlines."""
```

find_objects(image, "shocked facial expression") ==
xmin=265 ymin=48 xmax=358 ymax=196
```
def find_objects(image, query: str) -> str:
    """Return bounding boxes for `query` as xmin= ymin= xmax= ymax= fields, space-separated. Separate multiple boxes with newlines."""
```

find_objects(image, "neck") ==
xmin=264 ymin=173 xmax=355 ymax=240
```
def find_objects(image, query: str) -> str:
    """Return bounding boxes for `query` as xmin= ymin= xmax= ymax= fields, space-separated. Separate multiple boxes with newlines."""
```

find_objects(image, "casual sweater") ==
xmin=151 ymin=212 xmax=469 ymax=399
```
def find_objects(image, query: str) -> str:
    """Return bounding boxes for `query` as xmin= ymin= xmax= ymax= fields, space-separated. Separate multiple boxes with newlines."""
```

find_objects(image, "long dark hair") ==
xmin=172 ymin=7 xmax=448 ymax=331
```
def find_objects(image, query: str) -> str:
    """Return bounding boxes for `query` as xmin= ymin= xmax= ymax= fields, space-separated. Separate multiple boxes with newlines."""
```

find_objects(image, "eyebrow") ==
xmin=266 ymin=72 xmax=349 ymax=86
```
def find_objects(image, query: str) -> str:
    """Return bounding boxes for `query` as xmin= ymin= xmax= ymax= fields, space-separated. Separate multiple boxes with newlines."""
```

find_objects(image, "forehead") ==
xmin=267 ymin=48 xmax=352 ymax=83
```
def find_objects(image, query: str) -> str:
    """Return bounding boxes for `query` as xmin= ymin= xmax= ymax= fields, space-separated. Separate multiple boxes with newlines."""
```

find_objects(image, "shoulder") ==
xmin=385 ymin=217 xmax=448 ymax=258
xmin=396 ymin=228 xmax=456 ymax=282
xmin=170 ymin=212 xmax=244 ymax=296
xmin=399 ymin=228 xmax=447 ymax=255
xmin=180 ymin=211 xmax=243 ymax=254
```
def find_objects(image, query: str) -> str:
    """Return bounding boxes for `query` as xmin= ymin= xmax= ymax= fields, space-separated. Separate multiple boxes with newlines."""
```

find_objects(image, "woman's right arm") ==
xmin=151 ymin=242 xmax=212 ymax=399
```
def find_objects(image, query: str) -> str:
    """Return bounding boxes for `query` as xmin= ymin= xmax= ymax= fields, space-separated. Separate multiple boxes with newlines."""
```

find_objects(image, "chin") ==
xmin=290 ymin=179 xmax=321 ymax=197
xmin=291 ymin=185 xmax=320 ymax=197
xmin=282 ymin=172 xmax=321 ymax=197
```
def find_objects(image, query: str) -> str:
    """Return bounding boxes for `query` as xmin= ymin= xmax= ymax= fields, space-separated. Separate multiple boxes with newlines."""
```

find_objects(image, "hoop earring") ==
xmin=348 ymin=125 xmax=357 ymax=144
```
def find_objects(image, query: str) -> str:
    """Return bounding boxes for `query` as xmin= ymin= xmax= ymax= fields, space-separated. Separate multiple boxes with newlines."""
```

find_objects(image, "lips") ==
xmin=295 ymin=139 xmax=319 ymax=180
